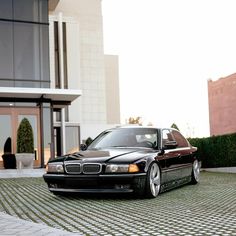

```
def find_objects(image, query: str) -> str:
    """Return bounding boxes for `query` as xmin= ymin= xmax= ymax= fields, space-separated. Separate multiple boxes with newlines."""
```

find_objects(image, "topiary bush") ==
xmin=17 ymin=118 xmax=34 ymax=153
xmin=2 ymin=137 xmax=16 ymax=169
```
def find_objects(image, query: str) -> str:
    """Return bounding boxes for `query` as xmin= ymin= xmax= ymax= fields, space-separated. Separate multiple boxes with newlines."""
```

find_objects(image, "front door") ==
xmin=0 ymin=107 xmax=41 ymax=168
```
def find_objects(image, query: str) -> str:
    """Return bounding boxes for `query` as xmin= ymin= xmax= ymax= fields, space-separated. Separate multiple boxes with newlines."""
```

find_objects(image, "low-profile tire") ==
xmin=191 ymin=160 xmax=200 ymax=184
xmin=145 ymin=162 xmax=161 ymax=198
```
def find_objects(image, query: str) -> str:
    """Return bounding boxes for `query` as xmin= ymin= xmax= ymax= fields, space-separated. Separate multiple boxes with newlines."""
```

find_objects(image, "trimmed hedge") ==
xmin=188 ymin=133 xmax=236 ymax=168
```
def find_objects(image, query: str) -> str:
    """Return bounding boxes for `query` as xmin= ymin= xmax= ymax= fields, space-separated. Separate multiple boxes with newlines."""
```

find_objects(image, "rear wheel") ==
xmin=191 ymin=160 xmax=200 ymax=184
xmin=145 ymin=162 xmax=161 ymax=198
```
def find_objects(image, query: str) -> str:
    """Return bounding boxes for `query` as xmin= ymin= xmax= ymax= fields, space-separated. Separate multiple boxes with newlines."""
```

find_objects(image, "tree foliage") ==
xmin=17 ymin=118 xmax=34 ymax=153
xmin=128 ymin=117 xmax=142 ymax=125
xmin=171 ymin=123 xmax=180 ymax=131
xmin=85 ymin=137 xmax=93 ymax=146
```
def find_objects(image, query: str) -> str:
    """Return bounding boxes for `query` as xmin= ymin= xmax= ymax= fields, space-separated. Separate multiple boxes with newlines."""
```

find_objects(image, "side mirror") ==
xmin=164 ymin=141 xmax=178 ymax=149
xmin=80 ymin=144 xmax=87 ymax=151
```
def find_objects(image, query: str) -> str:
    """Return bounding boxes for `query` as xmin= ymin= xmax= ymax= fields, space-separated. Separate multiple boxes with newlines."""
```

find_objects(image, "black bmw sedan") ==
xmin=43 ymin=126 xmax=200 ymax=198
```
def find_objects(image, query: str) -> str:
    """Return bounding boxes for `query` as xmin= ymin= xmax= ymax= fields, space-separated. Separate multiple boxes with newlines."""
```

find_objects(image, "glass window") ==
xmin=63 ymin=22 xmax=68 ymax=89
xmin=54 ymin=22 xmax=68 ymax=89
xmin=0 ymin=0 xmax=49 ymax=88
xmin=54 ymin=22 xmax=60 ymax=88
xmin=14 ymin=22 xmax=40 ymax=81
xmin=65 ymin=126 xmax=80 ymax=154
xmin=65 ymin=106 xmax=69 ymax=122
xmin=39 ymin=0 xmax=48 ymax=23
xmin=13 ymin=0 xmax=39 ymax=22
xmin=0 ymin=21 xmax=13 ymax=79
xmin=162 ymin=129 xmax=174 ymax=147
xmin=0 ymin=102 xmax=15 ymax=107
xmin=0 ymin=80 xmax=14 ymax=87
xmin=15 ymin=81 xmax=41 ymax=88
xmin=53 ymin=108 xmax=69 ymax=122
xmin=15 ymin=103 xmax=37 ymax=107
xmin=41 ymin=81 xmax=50 ymax=88
xmin=171 ymin=130 xmax=189 ymax=148
xmin=40 ymin=25 xmax=50 ymax=82
xmin=0 ymin=0 xmax=13 ymax=20
xmin=54 ymin=110 xmax=61 ymax=122
xmin=0 ymin=115 xmax=12 ymax=160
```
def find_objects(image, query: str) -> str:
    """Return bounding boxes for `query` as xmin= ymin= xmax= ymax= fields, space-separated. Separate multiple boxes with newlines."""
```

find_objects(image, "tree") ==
xmin=17 ymin=118 xmax=34 ymax=153
xmin=85 ymin=137 xmax=93 ymax=146
xmin=171 ymin=123 xmax=180 ymax=131
xmin=127 ymin=117 xmax=142 ymax=125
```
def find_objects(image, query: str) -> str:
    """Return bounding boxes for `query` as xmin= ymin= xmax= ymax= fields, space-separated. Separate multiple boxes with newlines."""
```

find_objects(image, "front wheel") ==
xmin=191 ymin=160 xmax=200 ymax=184
xmin=145 ymin=162 xmax=161 ymax=198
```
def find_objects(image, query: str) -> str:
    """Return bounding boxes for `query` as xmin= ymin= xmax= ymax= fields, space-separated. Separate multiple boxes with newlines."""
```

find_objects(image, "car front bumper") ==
xmin=43 ymin=173 xmax=146 ymax=193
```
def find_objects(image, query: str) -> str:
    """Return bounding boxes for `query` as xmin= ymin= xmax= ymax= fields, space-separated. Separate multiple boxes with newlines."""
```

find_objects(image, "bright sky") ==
xmin=102 ymin=0 xmax=236 ymax=138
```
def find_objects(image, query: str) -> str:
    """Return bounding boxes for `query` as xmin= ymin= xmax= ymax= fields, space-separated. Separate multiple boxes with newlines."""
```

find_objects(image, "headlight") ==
xmin=105 ymin=164 xmax=139 ymax=173
xmin=46 ymin=162 xmax=64 ymax=173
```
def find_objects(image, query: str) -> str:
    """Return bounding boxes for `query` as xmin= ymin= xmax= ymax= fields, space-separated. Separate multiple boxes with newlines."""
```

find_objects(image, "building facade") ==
xmin=208 ymin=73 xmax=236 ymax=136
xmin=0 ymin=0 xmax=120 ymax=169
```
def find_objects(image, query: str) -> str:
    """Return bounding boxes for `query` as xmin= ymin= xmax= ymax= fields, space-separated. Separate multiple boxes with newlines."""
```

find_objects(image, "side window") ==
xmin=162 ymin=129 xmax=174 ymax=147
xmin=171 ymin=130 xmax=189 ymax=148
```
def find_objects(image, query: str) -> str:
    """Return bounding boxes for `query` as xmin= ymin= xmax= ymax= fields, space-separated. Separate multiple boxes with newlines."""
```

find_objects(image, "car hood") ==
xmin=55 ymin=148 xmax=158 ymax=164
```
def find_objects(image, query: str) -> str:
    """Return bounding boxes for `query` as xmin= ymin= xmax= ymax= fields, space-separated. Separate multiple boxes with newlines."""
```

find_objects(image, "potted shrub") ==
xmin=15 ymin=118 xmax=35 ymax=169
xmin=2 ymin=137 xmax=16 ymax=169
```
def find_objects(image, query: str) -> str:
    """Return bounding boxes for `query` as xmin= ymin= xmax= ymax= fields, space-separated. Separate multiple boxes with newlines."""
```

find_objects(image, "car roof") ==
xmin=112 ymin=126 xmax=179 ymax=131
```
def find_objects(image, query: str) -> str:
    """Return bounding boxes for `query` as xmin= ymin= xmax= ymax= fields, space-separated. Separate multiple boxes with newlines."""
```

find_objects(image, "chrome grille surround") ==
xmin=65 ymin=163 xmax=82 ymax=174
xmin=65 ymin=163 xmax=102 ymax=174
xmin=83 ymin=163 xmax=102 ymax=174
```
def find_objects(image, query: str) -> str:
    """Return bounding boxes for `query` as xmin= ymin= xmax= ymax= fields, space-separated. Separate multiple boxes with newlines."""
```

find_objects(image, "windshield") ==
xmin=88 ymin=128 xmax=159 ymax=149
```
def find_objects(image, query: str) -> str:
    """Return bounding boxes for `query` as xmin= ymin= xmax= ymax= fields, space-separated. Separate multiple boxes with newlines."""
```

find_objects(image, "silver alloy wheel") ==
xmin=193 ymin=160 xmax=200 ymax=182
xmin=149 ymin=163 xmax=161 ymax=197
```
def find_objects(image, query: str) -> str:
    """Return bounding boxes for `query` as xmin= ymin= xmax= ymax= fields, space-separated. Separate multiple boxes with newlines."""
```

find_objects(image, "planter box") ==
xmin=15 ymin=153 xmax=34 ymax=169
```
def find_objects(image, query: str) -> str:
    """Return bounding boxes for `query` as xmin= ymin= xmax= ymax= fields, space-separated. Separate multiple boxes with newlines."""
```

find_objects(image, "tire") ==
xmin=145 ymin=162 xmax=161 ymax=198
xmin=191 ymin=160 xmax=200 ymax=184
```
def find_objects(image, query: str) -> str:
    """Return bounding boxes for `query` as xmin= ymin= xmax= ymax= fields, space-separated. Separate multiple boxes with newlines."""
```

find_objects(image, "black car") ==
xmin=43 ymin=126 xmax=200 ymax=198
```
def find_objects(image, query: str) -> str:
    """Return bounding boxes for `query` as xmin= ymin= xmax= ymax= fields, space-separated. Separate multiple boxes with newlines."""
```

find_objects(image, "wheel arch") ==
xmin=143 ymin=155 xmax=159 ymax=172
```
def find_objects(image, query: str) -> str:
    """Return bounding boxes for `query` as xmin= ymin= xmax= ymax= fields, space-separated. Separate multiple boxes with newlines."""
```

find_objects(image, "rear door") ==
xmin=171 ymin=129 xmax=193 ymax=178
xmin=161 ymin=129 xmax=183 ymax=184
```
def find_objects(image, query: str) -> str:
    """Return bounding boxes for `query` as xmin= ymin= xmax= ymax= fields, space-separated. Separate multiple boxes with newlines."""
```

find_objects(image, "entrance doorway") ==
xmin=0 ymin=108 xmax=41 ymax=168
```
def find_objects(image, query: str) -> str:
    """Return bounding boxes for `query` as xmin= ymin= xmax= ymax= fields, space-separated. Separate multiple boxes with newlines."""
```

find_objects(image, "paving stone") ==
xmin=0 ymin=172 xmax=235 ymax=235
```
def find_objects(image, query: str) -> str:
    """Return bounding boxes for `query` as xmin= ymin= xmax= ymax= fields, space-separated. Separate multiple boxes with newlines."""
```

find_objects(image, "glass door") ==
xmin=0 ymin=107 xmax=41 ymax=168
xmin=0 ymin=112 xmax=13 ymax=168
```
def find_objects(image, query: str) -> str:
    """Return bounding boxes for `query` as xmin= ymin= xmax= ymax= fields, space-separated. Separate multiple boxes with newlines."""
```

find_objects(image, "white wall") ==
xmin=104 ymin=55 xmax=120 ymax=124
xmin=49 ymin=0 xmax=121 ymax=145
xmin=51 ymin=0 xmax=107 ymax=125
xmin=80 ymin=124 xmax=120 ymax=142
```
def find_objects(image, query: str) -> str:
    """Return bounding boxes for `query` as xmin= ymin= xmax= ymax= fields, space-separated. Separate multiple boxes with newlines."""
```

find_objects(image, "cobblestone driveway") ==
xmin=0 ymin=172 xmax=235 ymax=236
